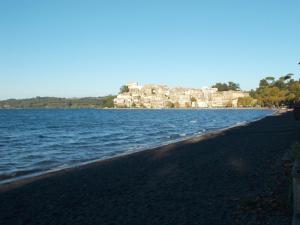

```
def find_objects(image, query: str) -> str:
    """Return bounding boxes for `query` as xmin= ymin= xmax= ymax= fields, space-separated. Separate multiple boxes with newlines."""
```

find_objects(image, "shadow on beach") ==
xmin=0 ymin=112 xmax=299 ymax=225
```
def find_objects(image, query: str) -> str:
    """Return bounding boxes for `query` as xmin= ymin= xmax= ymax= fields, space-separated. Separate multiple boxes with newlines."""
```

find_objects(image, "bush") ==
xmin=238 ymin=97 xmax=255 ymax=107
xmin=166 ymin=102 xmax=175 ymax=108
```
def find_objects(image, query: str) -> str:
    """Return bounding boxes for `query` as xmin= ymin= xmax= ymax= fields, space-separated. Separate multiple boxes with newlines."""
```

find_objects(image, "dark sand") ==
xmin=1 ymin=112 xmax=300 ymax=225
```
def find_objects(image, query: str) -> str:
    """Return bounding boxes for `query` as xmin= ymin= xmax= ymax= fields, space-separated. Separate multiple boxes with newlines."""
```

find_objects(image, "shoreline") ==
xmin=0 ymin=129 xmax=222 ymax=192
xmin=0 ymin=107 xmax=279 ymax=110
xmin=0 ymin=126 xmax=238 ymax=191
xmin=0 ymin=110 xmax=298 ymax=225
xmin=0 ymin=109 xmax=278 ymax=192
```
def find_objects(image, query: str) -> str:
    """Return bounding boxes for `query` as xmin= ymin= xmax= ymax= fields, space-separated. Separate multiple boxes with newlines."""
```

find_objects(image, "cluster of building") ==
xmin=114 ymin=82 xmax=249 ymax=108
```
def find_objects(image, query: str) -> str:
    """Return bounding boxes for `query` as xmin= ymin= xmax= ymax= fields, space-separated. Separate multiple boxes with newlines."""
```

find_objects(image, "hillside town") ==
xmin=114 ymin=82 xmax=249 ymax=108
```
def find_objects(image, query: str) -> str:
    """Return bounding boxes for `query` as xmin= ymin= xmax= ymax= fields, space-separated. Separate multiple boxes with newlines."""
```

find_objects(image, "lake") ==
xmin=0 ymin=109 xmax=273 ymax=184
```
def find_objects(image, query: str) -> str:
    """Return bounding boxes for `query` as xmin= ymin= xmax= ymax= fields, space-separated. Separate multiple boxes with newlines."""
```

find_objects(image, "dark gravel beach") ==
xmin=1 ymin=111 xmax=299 ymax=225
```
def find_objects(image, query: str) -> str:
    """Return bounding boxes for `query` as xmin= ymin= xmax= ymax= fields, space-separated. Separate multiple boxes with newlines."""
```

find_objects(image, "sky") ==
xmin=0 ymin=0 xmax=299 ymax=100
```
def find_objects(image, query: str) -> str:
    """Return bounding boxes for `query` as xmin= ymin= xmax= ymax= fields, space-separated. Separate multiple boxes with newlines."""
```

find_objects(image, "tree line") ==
xmin=1 ymin=74 xmax=299 ymax=109
xmin=226 ymin=74 xmax=300 ymax=108
xmin=212 ymin=81 xmax=240 ymax=91
xmin=249 ymin=74 xmax=300 ymax=107
xmin=209 ymin=75 xmax=300 ymax=108
xmin=0 ymin=96 xmax=116 ymax=109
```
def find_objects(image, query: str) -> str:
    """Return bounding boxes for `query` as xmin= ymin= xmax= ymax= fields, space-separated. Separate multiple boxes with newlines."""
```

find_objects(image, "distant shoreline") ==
xmin=110 ymin=107 xmax=278 ymax=110
xmin=0 ymin=107 xmax=279 ymax=110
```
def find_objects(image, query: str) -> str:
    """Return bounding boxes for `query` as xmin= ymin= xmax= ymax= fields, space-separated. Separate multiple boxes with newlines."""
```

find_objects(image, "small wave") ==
xmin=147 ymin=130 xmax=165 ymax=136
xmin=52 ymin=164 xmax=70 ymax=171
xmin=169 ymin=134 xmax=180 ymax=139
xmin=0 ymin=108 xmax=273 ymax=184
xmin=32 ymin=160 xmax=58 ymax=167
xmin=20 ymin=154 xmax=42 ymax=160
xmin=169 ymin=133 xmax=187 ymax=139
xmin=38 ymin=135 xmax=47 ymax=139
xmin=0 ymin=169 xmax=42 ymax=181
xmin=235 ymin=121 xmax=247 ymax=126
xmin=47 ymin=125 xmax=60 ymax=129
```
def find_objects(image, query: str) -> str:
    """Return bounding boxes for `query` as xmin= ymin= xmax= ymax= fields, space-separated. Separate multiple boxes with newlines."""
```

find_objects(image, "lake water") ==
xmin=0 ymin=109 xmax=273 ymax=184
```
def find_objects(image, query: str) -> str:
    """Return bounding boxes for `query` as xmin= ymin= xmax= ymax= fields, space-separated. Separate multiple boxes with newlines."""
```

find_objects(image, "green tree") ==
xmin=252 ymin=74 xmax=299 ymax=108
xmin=119 ymin=85 xmax=129 ymax=94
xmin=259 ymin=79 xmax=269 ymax=88
xmin=212 ymin=81 xmax=240 ymax=91
xmin=265 ymin=76 xmax=275 ymax=84
xmin=237 ymin=97 xmax=255 ymax=107
xmin=228 ymin=81 xmax=240 ymax=91
xmin=212 ymin=82 xmax=229 ymax=91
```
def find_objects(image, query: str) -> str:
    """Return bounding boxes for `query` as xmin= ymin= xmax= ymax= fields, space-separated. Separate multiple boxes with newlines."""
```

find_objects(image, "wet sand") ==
xmin=0 ymin=111 xmax=299 ymax=225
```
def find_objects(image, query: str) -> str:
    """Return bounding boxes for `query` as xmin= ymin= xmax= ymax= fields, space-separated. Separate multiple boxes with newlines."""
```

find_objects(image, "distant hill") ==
xmin=0 ymin=96 xmax=116 ymax=109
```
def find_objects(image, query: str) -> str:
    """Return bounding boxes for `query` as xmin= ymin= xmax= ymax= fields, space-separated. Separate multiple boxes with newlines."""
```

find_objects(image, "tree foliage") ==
xmin=0 ymin=96 xmax=116 ymax=109
xmin=119 ymin=85 xmax=129 ymax=94
xmin=213 ymin=74 xmax=300 ymax=108
xmin=212 ymin=81 xmax=240 ymax=91
xmin=237 ymin=96 xmax=256 ymax=107
xmin=2 ymin=74 xmax=300 ymax=109
xmin=252 ymin=74 xmax=300 ymax=107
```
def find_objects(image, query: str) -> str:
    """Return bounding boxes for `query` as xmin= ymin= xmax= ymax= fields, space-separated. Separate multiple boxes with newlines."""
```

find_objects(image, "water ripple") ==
xmin=0 ymin=109 xmax=273 ymax=183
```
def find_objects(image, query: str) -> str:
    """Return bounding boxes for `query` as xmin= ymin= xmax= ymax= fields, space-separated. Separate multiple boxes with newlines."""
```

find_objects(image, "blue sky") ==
xmin=0 ymin=0 xmax=299 ymax=99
